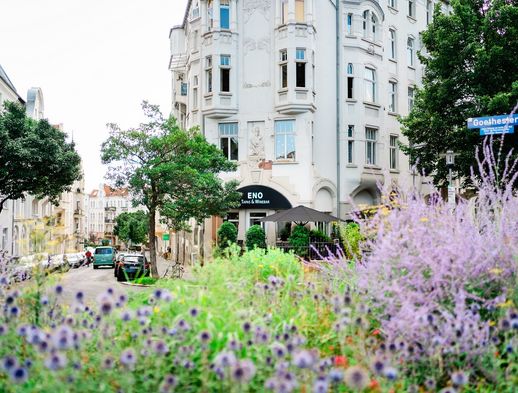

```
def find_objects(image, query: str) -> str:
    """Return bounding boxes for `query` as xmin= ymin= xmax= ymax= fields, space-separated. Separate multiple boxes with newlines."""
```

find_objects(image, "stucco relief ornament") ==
xmin=249 ymin=126 xmax=264 ymax=158
xmin=243 ymin=0 xmax=271 ymax=23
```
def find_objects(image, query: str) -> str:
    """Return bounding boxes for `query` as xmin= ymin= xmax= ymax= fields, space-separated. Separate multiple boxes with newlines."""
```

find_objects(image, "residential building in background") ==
xmin=85 ymin=184 xmax=135 ymax=245
xmin=169 ymin=0 xmax=433 ymax=254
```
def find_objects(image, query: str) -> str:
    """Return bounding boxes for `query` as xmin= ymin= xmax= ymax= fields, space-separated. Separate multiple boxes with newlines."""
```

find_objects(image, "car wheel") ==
xmin=93 ymin=265 xmax=98 ymax=269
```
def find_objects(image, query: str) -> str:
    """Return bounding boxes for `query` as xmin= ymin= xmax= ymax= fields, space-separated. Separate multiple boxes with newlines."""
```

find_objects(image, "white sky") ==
xmin=0 ymin=0 xmax=188 ymax=191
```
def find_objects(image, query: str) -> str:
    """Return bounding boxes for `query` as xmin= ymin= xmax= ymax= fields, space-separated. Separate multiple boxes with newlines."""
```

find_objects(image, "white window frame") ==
xmin=205 ymin=56 xmax=213 ymax=93
xmin=295 ymin=48 xmax=306 ymax=88
xmin=408 ymin=0 xmax=416 ymax=18
xmin=427 ymin=0 xmax=433 ymax=25
xmin=219 ymin=122 xmax=239 ymax=161
xmin=346 ymin=13 xmax=353 ymax=35
xmin=347 ymin=63 xmax=354 ymax=99
xmin=281 ymin=0 xmax=288 ymax=25
xmin=408 ymin=86 xmax=415 ymax=111
xmin=389 ymin=29 xmax=397 ymax=59
xmin=280 ymin=49 xmax=288 ymax=89
xmin=389 ymin=135 xmax=399 ymax=170
xmin=275 ymin=119 xmax=296 ymax=161
xmin=364 ymin=67 xmax=376 ymax=103
xmin=347 ymin=125 xmax=355 ymax=164
xmin=407 ymin=37 xmax=415 ymax=67
xmin=389 ymin=81 xmax=397 ymax=113
xmin=389 ymin=0 xmax=397 ymax=9
xmin=365 ymin=127 xmax=378 ymax=166
xmin=220 ymin=0 xmax=230 ymax=30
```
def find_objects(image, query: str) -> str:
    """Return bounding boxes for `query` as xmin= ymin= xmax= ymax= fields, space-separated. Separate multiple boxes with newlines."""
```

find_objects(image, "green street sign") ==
xmin=162 ymin=233 xmax=170 ymax=241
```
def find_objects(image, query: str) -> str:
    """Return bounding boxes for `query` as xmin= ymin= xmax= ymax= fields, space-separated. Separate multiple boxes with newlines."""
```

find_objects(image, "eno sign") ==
xmin=467 ymin=114 xmax=518 ymax=135
xmin=237 ymin=185 xmax=292 ymax=209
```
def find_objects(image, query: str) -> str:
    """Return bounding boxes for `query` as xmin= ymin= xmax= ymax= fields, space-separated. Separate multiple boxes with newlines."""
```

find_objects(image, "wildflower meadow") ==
xmin=0 ymin=141 xmax=517 ymax=392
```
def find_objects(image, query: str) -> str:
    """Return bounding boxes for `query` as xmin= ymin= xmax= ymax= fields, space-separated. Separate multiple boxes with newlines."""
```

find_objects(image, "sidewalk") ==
xmin=148 ymin=253 xmax=194 ymax=280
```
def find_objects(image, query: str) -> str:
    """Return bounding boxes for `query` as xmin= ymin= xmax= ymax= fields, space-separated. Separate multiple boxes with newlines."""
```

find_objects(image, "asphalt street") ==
xmin=59 ymin=264 xmax=147 ymax=305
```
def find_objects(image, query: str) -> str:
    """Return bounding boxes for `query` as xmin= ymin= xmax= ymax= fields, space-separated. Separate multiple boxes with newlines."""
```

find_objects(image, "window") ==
xmin=365 ymin=127 xmax=378 ymax=165
xmin=346 ymin=13 xmax=353 ymax=34
xmin=295 ymin=0 xmax=305 ymax=23
xmin=389 ymin=0 xmax=396 ymax=8
xmin=389 ymin=81 xmax=397 ymax=112
xmin=191 ymin=1 xmax=200 ymax=19
xmin=206 ymin=56 xmax=213 ymax=93
xmin=408 ymin=0 xmax=415 ymax=18
xmin=220 ymin=55 xmax=231 ymax=92
xmin=296 ymin=48 xmax=306 ymax=88
xmin=224 ymin=212 xmax=239 ymax=232
xmin=408 ymin=86 xmax=415 ymax=111
xmin=347 ymin=125 xmax=355 ymax=164
xmin=192 ymin=75 xmax=198 ymax=109
xmin=207 ymin=0 xmax=214 ymax=30
xmin=371 ymin=14 xmax=378 ymax=41
xmin=249 ymin=212 xmax=266 ymax=230
xmin=427 ymin=1 xmax=433 ymax=25
xmin=281 ymin=0 xmax=288 ymax=24
xmin=389 ymin=29 xmax=396 ymax=59
xmin=280 ymin=49 xmax=288 ymax=88
xmin=2 ymin=228 xmax=8 ymax=251
xmin=181 ymin=82 xmax=188 ymax=96
xmin=275 ymin=120 xmax=296 ymax=160
xmin=220 ymin=0 xmax=230 ymax=29
xmin=364 ymin=67 xmax=376 ymax=102
xmin=362 ymin=10 xmax=368 ymax=37
xmin=219 ymin=123 xmax=238 ymax=161
xmin=390 ymin=135 xmax=399 ymax=170
xmin=407 ymin=37 xmax=415 ymax=67
xmin=347 ymin=63 xmax=354 ymax=99
xmin=362 ymin=10 xmax=379 ymax=41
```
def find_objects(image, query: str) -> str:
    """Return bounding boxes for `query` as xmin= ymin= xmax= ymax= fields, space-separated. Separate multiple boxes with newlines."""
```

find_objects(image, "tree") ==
xmin=401 ymin=0 xmax=518 ymax=186
xmin=0 ymin=101 xmax=82 ymax=213
xmin=217 ymin=221 xmax=238 ymax=249
xmin=114 ymin=211 xmax=148 ymax=246
xmin=101 ymin=102 xmax=240 ymax=277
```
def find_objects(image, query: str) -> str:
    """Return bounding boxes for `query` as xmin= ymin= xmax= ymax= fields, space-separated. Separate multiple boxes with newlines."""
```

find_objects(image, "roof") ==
xmin=103 ymin=184 xmax=128 ymax=197
xmin=260 ymin=206 xmax=342 ymax=224
xmin=0 ymin=64 xmax=26 ymax=104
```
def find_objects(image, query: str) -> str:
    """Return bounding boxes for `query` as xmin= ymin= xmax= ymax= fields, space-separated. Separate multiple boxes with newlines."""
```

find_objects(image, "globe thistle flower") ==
xmin=369 ymin=357 xmax=385 ymax=375
xmin=292 ymin=349 xmax=314 ymax=369
xmin=54 ymin=285 xmax=63 ymax=295
xmin=119 ymin=348 xmax=137 ymax=369
xmin=344 ymin=365 xmax=369 ymax=390
xmin=214 ymin=350 xmax=237 ymax=368
xmin=40 ymin=296 xmax=49 ymax=306
xmin=439 ymin=388 xmax=457 ymax=393
xmin=159 ymin=374 xmax=177 ymax=393
xmin=75 ymin=291 xmax=84 ymax=302
xmin=2 ymin=356 xmax=18 ymax=371
xmin=153 ymin=340 xmax=169 ymax=355
xmin=227 ymin=338 xmax=241 ymax=351
xmin=424 ymin=377 xmax=436 ymax=390
xmin=9 ymin=306 xmax=20 ymax=317
xmin=328 ymin=368 xmax=344 ymax=383
xmin=44 ymin=352 xmax=67 ymax=371
xmin=9 ymin=366 xmax=28 ymax=384
xmin=451 ymin=371 xmax=469 ymax=387
xmin=271 ymin=342 xmax=287 ymax=358
xmin=189 ymin=307 xmax=199 ymax=317
xmin=382 ymin=366 xmax=398 ymax=381
xmin=313 ymin=377 xmax=329 ymax=393
xmin=230 ymin=359 xmax=256 ymax=383
xmin=177 ymin=319 xmax=190 ymax=331
xmin=121 ymin=310 xmax=133 ymax=322
xmin=102 ymin=356 xmax=115 ymax=369
xmin=199 ymin=330 xmax=211 ymax=344
xmin=242 ymin=321 xmax=252 ymax=333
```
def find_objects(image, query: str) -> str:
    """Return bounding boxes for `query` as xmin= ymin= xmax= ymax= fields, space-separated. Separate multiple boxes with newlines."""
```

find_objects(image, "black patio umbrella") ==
xmin=259 ymin=205 xmax=342 ymax=225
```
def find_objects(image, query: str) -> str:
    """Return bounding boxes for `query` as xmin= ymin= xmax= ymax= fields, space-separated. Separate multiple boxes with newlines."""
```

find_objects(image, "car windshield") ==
xmin=124 ymin=256 xmax=144 ymax=263
xmin=95 ymin=248 xmax=112 ymax=255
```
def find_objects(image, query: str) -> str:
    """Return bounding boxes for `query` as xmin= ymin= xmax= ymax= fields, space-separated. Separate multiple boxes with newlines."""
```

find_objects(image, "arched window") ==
xmin=389 ymin=29 xmax=396 ymax=59
xmin=362 ymin=10 xmax=369 ymax=37
xmin=371 ymin=14 xmax=377 ymax=40
xmin=407 ymin=37 xmax=415 ymax=67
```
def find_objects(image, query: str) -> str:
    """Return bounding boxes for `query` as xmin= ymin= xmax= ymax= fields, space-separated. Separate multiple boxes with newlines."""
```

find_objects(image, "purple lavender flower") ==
xmin=44 ymin=352 xmax=67 ymax=371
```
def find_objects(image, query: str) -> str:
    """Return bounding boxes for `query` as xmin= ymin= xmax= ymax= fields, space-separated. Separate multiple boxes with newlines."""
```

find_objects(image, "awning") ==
xmin=259 ymin=205 xmax=342 ymax=224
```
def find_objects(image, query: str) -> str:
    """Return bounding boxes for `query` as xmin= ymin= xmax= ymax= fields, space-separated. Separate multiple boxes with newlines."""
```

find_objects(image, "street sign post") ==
xmin=467 ymin=114 xmax=518 ymax=135
xmin=162 ymin=233 xmax=170 ymax=241
xmin=448 ymin=185 xmax=456 ymax=210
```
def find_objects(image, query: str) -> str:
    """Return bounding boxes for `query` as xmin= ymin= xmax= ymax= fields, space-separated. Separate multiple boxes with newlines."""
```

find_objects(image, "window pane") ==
xmin=221 ymin=55 xmax=230 ymax=66
xmin=281 ymin=1 xmax=288 ymax=24
xmin=347 ymin=14 xmax=352 ymax=34
xmin=281 ymin=64 xmax=288 ymax=88
xmin=295 ymin=0 xmax=305 ymax=22
xmin=348 ymin=141 xmax=354 ymax=164
xmin=220 ymin=137 xmax=229 ymax=159
xmin=230 ymin=137 xmax=238 ymax=160
xmin=296 ymin=62 xmax=306 ymax=87
xmin=219 ymin=123 xmax=238 ymax=136
xmin=296 ymin=48 xmax=306 ymax=60
xmin=220 ymin=4 xmax=230 ymax=29
xmin=221 ymin=68 xmax=230 ymax=92
xmin=347 ymin=77 xmax=354 ymax=99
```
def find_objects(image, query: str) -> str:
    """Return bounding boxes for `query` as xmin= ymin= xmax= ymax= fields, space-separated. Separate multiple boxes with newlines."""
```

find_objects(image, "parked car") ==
xmin=116 ymin=254 xmax=149 ymax=282
xmin=65 ymin=253 xmax=84 ymax=268
xmin=114 ymin=252 xmax=128 ymax=277
xmin=93 ymin=247 xmax=116 ymax=269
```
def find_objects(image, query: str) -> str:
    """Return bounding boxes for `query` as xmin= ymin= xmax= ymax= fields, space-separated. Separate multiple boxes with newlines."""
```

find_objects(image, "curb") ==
xmin=119 ymin=281 xmax=155 ymax=288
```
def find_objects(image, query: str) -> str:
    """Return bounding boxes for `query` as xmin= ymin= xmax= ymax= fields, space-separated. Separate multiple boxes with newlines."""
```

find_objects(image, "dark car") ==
xmin=116 ymin=254 xmax=149 ymax=282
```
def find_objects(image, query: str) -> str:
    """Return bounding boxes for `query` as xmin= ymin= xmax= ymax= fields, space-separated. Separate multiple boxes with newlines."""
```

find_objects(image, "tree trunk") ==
xmin=148 ymin=205 xmax=159 ymax=278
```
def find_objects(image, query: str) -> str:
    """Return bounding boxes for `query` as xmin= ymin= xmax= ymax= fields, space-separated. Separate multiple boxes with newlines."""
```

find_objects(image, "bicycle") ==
xmin=163 ymin=260 xmax=184 ymax=279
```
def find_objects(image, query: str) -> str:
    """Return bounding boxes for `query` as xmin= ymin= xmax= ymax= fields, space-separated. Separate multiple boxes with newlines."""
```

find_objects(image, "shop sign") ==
xmin=237 ymin=185 xmax=292 ymax=209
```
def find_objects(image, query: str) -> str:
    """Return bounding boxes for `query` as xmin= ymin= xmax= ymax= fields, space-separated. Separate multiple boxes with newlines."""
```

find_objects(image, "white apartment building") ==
xmin=85 ymin=185 xmax=136 ymax=244
xmin=169 ymin=0 xmax=433 ymax=246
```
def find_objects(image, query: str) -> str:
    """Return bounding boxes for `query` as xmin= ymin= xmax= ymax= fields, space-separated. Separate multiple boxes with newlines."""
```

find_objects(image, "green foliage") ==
xmin=101 ymin=101 xmax=241 ymax=276
xmin=114 ymin=210 xmax=148 ymax=245
xmin=216 ymin=221 xmax=237 ymax=249
xmin=288 ymin=225 xmax=310 ymax=257
xmin=133 ymin=276 xmax=157 ymax=285
xmin=0 ymin=101 xmax=81 ymax=213
xmin=339 ymin=222 xmax=362 ymax=260
xmin=401 ymin=0 xmax=518 ymax=186
xmin=245 ymin=225 xmax=266 ymax=250
xmin=279 ymin=223 xmax=291 ymax=241
xmin=100 ymin=239 xmax=110 ymax=246
xmin=309 ymin=229 xmax=331 ymax=243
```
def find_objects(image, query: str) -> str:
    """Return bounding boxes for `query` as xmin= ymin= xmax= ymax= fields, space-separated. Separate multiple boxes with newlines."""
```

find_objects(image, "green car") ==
xmin=93 ymin=247 xmax=116 ymax=269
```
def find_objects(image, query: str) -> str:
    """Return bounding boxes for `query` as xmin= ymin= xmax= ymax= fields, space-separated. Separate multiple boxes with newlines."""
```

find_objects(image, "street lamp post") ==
xmin=446 ymin=150 xmax=455 ymax=209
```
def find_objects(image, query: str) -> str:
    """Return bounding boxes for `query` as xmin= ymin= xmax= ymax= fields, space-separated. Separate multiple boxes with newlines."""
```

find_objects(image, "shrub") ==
xmin=278 ymin=222 xmax=291 ymax=241
xmin=217 ymin=221 xmax=238 ymax=249
xmin=308 ymin=229 xmax=331 ymax=243
xmin=339 ymin=222 xmax=362 ymax=260
xmin=245 ymin=225 xmax=266 ymax=250
xmin=289 ymin=225 xmax=309 ymax=257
